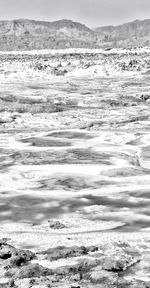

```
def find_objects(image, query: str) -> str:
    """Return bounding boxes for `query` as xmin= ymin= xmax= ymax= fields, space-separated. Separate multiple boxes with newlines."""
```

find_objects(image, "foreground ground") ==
xmin=0 ymin=48 xmax=150 ymax=287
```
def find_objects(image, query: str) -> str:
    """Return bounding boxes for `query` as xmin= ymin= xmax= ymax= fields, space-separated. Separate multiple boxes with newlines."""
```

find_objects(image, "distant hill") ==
xmin=95 ymin=19 xmax=150 ymax=47
xmin=0 ymin=19 xmax=97 ymax=50
xmin=0 ymin=18 xmax=150 ymax=50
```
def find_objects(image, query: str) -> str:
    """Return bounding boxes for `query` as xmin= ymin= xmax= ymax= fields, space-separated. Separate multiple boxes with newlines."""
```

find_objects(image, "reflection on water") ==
xmin=0 ymin=76 xmax=150 ymax=233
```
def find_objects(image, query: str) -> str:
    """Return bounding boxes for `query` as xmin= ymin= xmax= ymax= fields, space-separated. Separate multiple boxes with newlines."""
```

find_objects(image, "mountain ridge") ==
xmin=0 ymin=18 xmax=150 ymax=50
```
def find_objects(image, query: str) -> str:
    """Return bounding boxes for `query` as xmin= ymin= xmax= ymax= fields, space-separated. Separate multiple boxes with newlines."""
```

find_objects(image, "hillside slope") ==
xmin=0 ymin=19 xmax=97 ymax=50
xmin=95 ymin=19 xmax=150 ymax=47
xmin=0 ymin=18 xmax=150 ymax=50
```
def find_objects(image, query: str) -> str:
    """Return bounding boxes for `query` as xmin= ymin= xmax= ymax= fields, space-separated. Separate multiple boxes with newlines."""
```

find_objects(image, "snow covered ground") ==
xmin=0 ymin=48 xmax=150 ymax=287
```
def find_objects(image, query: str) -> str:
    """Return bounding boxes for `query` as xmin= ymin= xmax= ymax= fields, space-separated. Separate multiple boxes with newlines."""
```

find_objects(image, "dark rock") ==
xmin=101 ymin=254 xmax=132 ymax=272
xmin=51 ymin=258 xmax=100 ymax=282
xmin=0 ymin=242 xmax=35 ymax=267
xmin=40 ymin=245 xmax=98 ymax=261
xmin=48 ymin=220 xmax=67 ymax=230
xmin=0 ymin=238 xmax=11 ymax=244
xmin=140 ymin=94 xmax=150 ymax=101
xmin=8 ymin=279 xmax=15 ymax=287
xmin=88 ymin=246 xmax=99 ymax=253
xmin=87 ymin=265 xmax=118 ymax=285
xmin=8 ymin=249 xmax=35 ymax=267
xmin=70 ymin=259 xmax=100 ymax=276
xmin=51 ymin=67 xmax=68 ymax=76
xmin=14 ymin=263 xmax=53 ymax=279
xmin=0 ymin=243 xmax=16 ymax=260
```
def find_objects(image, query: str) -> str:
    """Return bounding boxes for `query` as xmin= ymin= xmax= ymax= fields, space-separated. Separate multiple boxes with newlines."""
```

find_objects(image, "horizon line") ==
xmin=0 ymin=17 xmax=150 ymax=29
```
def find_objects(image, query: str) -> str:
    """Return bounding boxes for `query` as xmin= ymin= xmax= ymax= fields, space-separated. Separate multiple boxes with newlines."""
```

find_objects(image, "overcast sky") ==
xmin=1 ymin=0 xmax=150 ymax=27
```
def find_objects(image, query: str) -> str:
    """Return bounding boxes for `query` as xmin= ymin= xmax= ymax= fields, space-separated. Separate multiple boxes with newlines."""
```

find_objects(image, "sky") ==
xmin=1 ymin=0 xmax=150 ymax=27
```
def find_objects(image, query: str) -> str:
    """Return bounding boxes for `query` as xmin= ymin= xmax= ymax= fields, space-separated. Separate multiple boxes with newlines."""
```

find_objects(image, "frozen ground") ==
xmin=0 ymin=48 xmax=150 ymax=287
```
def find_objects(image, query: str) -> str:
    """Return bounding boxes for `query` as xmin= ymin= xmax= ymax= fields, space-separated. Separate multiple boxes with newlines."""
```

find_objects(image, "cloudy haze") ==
xmin=1 ymin=0 xmax=150 ymax=27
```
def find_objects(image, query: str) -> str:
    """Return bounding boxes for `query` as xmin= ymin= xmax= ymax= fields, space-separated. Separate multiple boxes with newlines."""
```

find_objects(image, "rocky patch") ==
xmin=38 ymin=245 xmax=98 ymax=261
xmin=0 ymin=240 xmax=145 ymax=288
